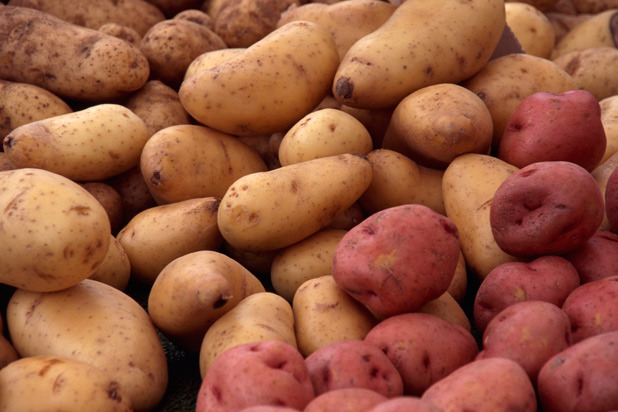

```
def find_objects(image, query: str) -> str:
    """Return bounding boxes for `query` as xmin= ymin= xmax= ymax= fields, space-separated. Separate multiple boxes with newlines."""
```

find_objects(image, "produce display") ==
xmin=1 ymin=0 xmax=618 ymax=411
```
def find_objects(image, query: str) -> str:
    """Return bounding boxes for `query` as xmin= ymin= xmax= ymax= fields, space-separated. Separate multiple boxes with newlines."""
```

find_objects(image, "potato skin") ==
xmin=303 ymin=388 xmax=386 ymax=412
xmin=505 ymin=2 xmax=556 ymax=58
xmin=553 ymin=47 xmax=618 ymax=101
xmin=563 ymin=230 xmax=618 ymax=283
xmin=0 ymin=6 xmax=150 ymax=101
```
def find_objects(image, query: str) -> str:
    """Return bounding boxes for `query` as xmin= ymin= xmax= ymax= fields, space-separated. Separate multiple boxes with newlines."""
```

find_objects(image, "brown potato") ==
xmin=105 ymin=166 xmax=157 ymax=226
xmin=98 ymin=22 xmax=142 ymax=46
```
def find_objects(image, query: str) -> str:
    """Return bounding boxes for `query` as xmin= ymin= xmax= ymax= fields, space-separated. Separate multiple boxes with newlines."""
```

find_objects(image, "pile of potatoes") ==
xmin=1 ymin=0 xmax=618 ymax=411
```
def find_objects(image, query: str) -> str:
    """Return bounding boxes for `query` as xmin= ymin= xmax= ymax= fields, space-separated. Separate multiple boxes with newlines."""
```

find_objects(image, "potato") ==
xmin=221 ymin=241 xmax=280 ymax=279
xmin=600 ymin=95 xmax=618 ymax=164
xmin=593 ymin=151 xmax=618 ymax=230
xmin=124 ymin=80 xmax=191 ymax=137
xmin=366 ymin=397 xmax=443 ymax=412
xmin=88 ymin=234 xmax=131 ymax=291
xmin=0 ymin=79 xmax=72 ymax=141
xmin=341 ymin=105 xmax=393 ymax=149
xmin=303 ymin=388 xmax=387 ymax=412
xmin=563 ymin=230 xmax=618 ymax=283
xmin=6 ymin=279 xmax=169 ymax=412
xmin=551 ymin=9 xmax=618 ymax=59
xmin=537 ymin=330 xmax=618 ymax=412
xmin=305 ymin=339 xmax=403 ymax=398
xmin=293 ymin=275 xmax=378 ymax=356
xmin=326 ymin=202 xmax=365 ymax=230
xmin=217 ymin=153 xmax=372 ymax=252
xmin=197 ymin=340 xmax=314 ymax=412
xmin=179 ymin=20 xmax=339 ymax=136
xmin=0 ymin=168 xmax=111 ymax=292
xmin=271 ymin=229 xmax=347 ymax=302
xmin=490 ymin=161 xmax=605 ymax=257
xmin=421 ymin=358 xmax=537 ymax=411
xmin=419 ymin=291 xmax=471 ymax=332
xmin=7 ymin=0 xmax=165 ymax=36
xmin=116 ymin=197 xmax=223 ymax=284
xmin=461 ymin=53 xmax=576 ymax=150
xmin=148 ymin=250 xmax=266 ymax=352
xmin=473 ymin=255 xmax=580 ymax=332
xmin=278 ymin=108 xmax=373 ymax=166
xmin=332 ymin=0 xmax=505 ymax=110
xmin=140 ymin=124 xmax=268 ymax=204
xmin=98 ymin=22 xmax=142 ymax=47
xmin=199 ymin=292 xmax=297 ymax=377
xmin=505 ymin=2 xmax=556 ymax=58
xmin=0 ymin=355 xmax=133 ymax=411
xmin=0 ymin=152 xmax=16 ymax=172
xmin=183 ymin=47 xmax=245 ymax=80
xmin=382 ymin=83 xmax=493 ymax=169
xmin=545 ymin=11 xmax=593 ymax=44
xmin=448 ymin=251 xmax=468 ymax=303
xmin=174 ymin=8 xmax=214 ymax=29
xmin=0 ymin=6 xmax=150 ymax=102
xmin=105 ymin=166 xmax=157 ymax=226
xmin=276 ymin=0 xmax=397 ymax=60
xmin=4 ymin=104 xmax=150 ymax=182
xmin=81 ymin=182 xmax=123 ymax=234
xmin=553 ymin=47 xmax=618 ymax=101
xmin=358 ymin=149 xmax=445 ymax=216
xmin=364 ymin=313 xmax=479 ymax=396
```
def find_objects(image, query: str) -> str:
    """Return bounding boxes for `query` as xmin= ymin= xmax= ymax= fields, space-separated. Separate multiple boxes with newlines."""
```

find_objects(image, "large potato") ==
xmin=0 ymin=168 xmax=111 ymax=292
xmin=0 ymin=6 xmax=150 ymax=101
xmin=179 ymin=20 xmax=339 ymax=136
xmin=6 ymin=279 xmax=169 ymax=412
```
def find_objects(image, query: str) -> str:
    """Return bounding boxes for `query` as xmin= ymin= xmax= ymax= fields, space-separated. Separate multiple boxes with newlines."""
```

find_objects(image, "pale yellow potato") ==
xmin=0 ymin=79 xmax=72 ymax=141
xmin=592 ymin=151 xmax=618 ymax=230
xmin=183 ymin=48 xmax=246 ymax=80
xmin=7 ymin=279 xmax=168 ymax=412
xmin=0 ymin=355 xmax=134 ymax=412
xmin=332 ymin=0 xmax=505 ymax=110
xmin=553 ymin=46 xmax=618 ymax=101
xmin=600 ymin=95 xmax=618 ymax=164
xmin=4 ymin=104 xmax=149 ymax=182
xmin=420 ymin=292 xmax=472 ymax=332
xmin=0 ymin=168 xmax=111 ymax=292
xmin=278 ymin=108 xmax=373 ymax=166
xmin=199 ymin=292 xmax=297 ymax=377
xmin=217 ymin=153 xmax=372 ymax=252
xmin=442 ymin=154 xmax=523 ymax=280
xmin=447 ymin=251 xmax=468 ymax=303
xmin=293 ymin=275 xmax=378 ymax=356
xmin=88 ymin=235 xmax=131 ymax=291
xmin=116 ymin=197 xmax=223 ymax=284
xmin=551 ymin=9 xmax=618 ymax=59
xmin=461 ymin=53 xmax=576 ymax=150
xmin=277 ymin=0 xmax=397 ymax=60
xmin=0 ymin=6 xmax=150 ymax=102
xmin=271 ymin=228 xmax=347 ymax=302
xmin=140 ymin=124 xmax=268 ymax=204
xmin=148 ymin=250 xmax=266 ymax=352
xmin=358 ymin=149 xmax=445 ymax=216
xmin=505 ymin=2 xmax=556 ymax=58
xmin=382 ymin=83 xmax=493 ymax=169
xmin=179 ymin=20 xmax=339 ymax=136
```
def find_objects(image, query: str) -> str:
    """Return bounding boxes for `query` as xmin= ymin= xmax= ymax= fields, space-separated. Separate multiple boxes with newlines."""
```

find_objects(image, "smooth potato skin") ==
xmin=563 ymin=230 xmax=618 ymax=283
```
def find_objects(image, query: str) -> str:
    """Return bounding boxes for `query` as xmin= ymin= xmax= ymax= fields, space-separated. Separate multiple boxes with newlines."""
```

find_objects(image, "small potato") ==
xmin=563 ymin=230 xmax=618 ymax=283
xmin=105 ymin=166 xmax=157 ymax=226
xmin=81 ymin=182 xmax=123 ymax=235
xmin=0 ymin=355 xmax=133 ymax=411
xmin=553 ymin=47 xmax=618 ymax=101
xmin=116 ymin=197 xmax=223 ymax=284
xmin=148 ymin=250 xmax=266 ymax=352
xmin=278 ymin=108 xmax=373 ymax=166
xmin=174 ymin=8 xmax=215 ymax=29
xmin=551 ymin=9 xmax=618 ymax=59
xmin=303 ymin=388 xmax=386 ymax=412
xmin=4 ymin=104 xmax=150 ymax=182
xmin=88 ymin=234 xmax=131 ymax=291
xmin=293 ymin=276 xmax=378 ymax=356
xmin=505 ymin=2 xmax=556 ymax=58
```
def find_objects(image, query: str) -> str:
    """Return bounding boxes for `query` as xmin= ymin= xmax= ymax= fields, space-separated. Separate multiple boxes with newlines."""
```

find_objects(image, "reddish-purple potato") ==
xmin=303 ymin=388 xmax=387 ymax=412
xmin=563 ymin=230 xmax=618 ymax=283
xmin=332 ymin=204 xmax=460 ymax=318
xmin=490 ymin=161 xmax=604 ymax=257
xmin=366 ymin=396 xmax=443 ymax=412
xmin=606 ymin=166 xmax=618 ymax=233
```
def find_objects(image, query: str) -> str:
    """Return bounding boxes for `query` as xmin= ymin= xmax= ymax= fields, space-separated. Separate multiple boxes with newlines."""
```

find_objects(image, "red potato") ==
xmin=363 ymin=313 xmax=479 ymax=396
xmin=195 ymin=340 xmax=315 ymax=412
xmin=537 ymin=330 xmax=618 ymax=412
xmin=303 ymin=388 xmax=387 ymax=412
xmin=366 ymin=397 xmax=443 ymax=412
xmin=331 ymin=204 xmax=461 ymax=318
xmin=606 ymin=166 xmax=618 ymax=233
xmin=490 ymin=161 xmax=605 ymax=257
xmin=498 ymin=90 xmax=607 ymax=172
xmin=476 ymin=300 xmax=572 ymax=382
xmin=473 ymin=255 xmax=580 ymax=332
xmin=561 ymin=276 xmax=618 ymax=343
xmin=563 ymin=230 xmax=618 ymax=283
xmin=304 ymin=339 xmax=403 ymax=398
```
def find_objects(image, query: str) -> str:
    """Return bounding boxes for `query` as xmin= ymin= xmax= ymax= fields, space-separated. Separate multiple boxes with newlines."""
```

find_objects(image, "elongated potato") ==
xmin=179 ymin=20 xmax=339 ymax=136
xmin=4 ymin=104 xmax=149 ymax=182
xmin=217 ymin=154 xmax=373 ymax=251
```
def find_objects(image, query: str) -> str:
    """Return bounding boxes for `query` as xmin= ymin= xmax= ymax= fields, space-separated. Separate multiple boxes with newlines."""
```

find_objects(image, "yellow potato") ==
xmin=0 ymin=355 xmax=134 ymax=412
xmin=278 ymin=108 xmax=374 ymax=166
xmin=148 ymin=250 xmax=266 ymax=352
xmin=0 ymin=168 xmax=111 ymax=292
xmin=293 ymin=275 xmax=378 ymax=356
xmin=442 ymin=154 xmax=523 ymax=280
xmin=88 ymin=234 xmax=131 ymax=291
xmin=140 ymin=124 xmax=268 ymax=204
xmin=4 ymin=104 xmax=150 ymax=182
xmin=198 ymin=291 xmax=297 ymax=377
xmin=600 ymin=95 xmax=618 ymax=164
xmin=179 ymin=20 xmax=339 ymax=136
xmin=217 ymin=153 xmax=373 ymax=252
xmin=332 ymin=0 xmax=505 ymax=110
xmin=6 ymin=279 xmax=169 ymax=412
xmin=116 ymin=197 xmax=223 ymax=284
xmin=420 ymin=292 xmax=472 ymax=332
xmin=551 ymin=9 xmax=618 ymax=59
xmin=0 ymin=6 xmax=150 ymax=101
xmin=183 ymin=47 xmax=246 ymax=80
xmin=505 ymin=2 xmax=556 ymax=58
xmin=271 ymin=228 xmax=347 ymax=301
